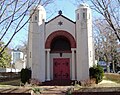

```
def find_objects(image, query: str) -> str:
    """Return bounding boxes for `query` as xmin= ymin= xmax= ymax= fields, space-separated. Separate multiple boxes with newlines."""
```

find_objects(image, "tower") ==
xmin=76 ymin=3 xmax=94 ymax=80
xmin=28 ymin=5 xmax=46 ymax=81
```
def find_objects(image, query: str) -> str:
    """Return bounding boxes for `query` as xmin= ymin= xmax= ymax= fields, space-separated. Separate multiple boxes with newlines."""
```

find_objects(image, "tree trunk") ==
xmin=112 ymin=61 xmax=116 ymax=73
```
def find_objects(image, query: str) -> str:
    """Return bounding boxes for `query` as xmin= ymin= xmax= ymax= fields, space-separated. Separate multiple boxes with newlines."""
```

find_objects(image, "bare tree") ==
xmin=93 ymin=19 xmax=120 ymax=72
xmin=90 ymin=0 xmax=120 ymax=41
xmin=73 ymin=0 xmax=120 ymax=41
xmin=0 ymin=0 xmax=54 ymax=55
xmin=73 ymin=0 xmax=120 ymax=72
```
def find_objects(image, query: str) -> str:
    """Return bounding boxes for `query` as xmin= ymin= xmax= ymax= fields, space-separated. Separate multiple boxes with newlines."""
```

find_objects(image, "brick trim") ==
xmin=45 ymin=30 xmax=76 ymax=49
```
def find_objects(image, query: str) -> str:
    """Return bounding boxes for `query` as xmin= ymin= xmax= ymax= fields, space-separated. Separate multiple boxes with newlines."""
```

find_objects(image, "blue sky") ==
xmin=6 ymin=0 xmax=97 ymax=49
xmin=46 ymin=0 xmax=77 ymax=21
xmin=7 ymin=0 xmax=78 ymax=48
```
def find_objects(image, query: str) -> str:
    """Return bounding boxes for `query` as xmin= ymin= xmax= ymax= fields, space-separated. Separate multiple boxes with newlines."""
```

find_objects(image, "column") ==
xmin=71 ymin=48 xmax=75 ymax=80
xmin=46 ymin=49 xmax=50 ymax=81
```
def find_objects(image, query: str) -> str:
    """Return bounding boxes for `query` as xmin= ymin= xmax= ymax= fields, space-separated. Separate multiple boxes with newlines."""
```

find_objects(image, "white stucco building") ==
xmin=27 ymin=4 xmax=95 ymax=82
xmin=11 ymin=49 xmax=26 ymax=72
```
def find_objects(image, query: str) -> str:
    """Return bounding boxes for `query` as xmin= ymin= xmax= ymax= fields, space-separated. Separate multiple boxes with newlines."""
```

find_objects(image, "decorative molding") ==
xmin=58 ymin=21 xmax=63 ymax=26
xmin=45 ymin=30 xmax=76 ymax=49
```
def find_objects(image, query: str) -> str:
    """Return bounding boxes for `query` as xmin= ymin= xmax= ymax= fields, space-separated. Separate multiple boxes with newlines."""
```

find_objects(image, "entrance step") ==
xmin=41 ymin=90 xmax=65 ymax=95
xmin=40 ymin=86 xmax=70 ymax=95
xmin=42 ymin=80 xmax=75 ymax=86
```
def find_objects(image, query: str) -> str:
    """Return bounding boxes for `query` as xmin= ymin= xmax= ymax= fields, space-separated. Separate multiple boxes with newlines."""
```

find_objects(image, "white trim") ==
xmin=46 ymin=49 xmax=50 ymax=81
xmin=71 ymin=48 xmax=75 ymax=80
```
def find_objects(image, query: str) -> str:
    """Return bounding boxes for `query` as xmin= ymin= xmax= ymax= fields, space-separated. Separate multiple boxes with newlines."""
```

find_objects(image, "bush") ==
xmin=80 ymin=79 xmax=96 ymax=86
xmin=20 ymin=68 xmax=31 ymax=84
xmin=30 ymin=78 xmax=42 ymax=86
xmin=89 ymin=65 xmax=104 ymax=84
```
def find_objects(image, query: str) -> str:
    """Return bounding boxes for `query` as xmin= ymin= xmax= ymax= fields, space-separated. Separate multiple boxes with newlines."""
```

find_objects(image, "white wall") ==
xmin=76 ymin=4 xmax=94 ymax=81
xmin=45 ymin=16 xmax=75 ymax=40
xmin=28 ymin=4 xmax=94 ymax=82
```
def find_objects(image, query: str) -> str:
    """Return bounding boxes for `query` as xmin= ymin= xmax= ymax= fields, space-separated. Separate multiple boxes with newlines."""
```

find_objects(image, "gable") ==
xmin=46 ymin=15 xmax=75 ymax=24
xmin=45 ymin=15 xmax=76 ymax=40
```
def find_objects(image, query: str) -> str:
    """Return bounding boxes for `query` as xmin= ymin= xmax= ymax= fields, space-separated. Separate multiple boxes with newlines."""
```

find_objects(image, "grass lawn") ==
xmin=104 ymin=77 xmax=120 ymax=83
xmin=104 ymin=73 xmax=120 ymax=83
xmin=0 ymin=78 xmax=120 ymax=93
xmin=0 ymin=73 xmax=120 ymax=87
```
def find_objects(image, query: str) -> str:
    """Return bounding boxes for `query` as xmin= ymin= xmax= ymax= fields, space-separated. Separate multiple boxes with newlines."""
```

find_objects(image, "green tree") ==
xmin=0 ymin=42 xmax=11 ymax=68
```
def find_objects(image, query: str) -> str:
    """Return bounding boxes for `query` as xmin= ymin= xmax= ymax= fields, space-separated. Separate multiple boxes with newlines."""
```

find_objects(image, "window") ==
xmin=83 ymin=12 xmax=85 ymax=19
xmin=13 ymin=52 xmax=20 ymax=63
xmin=35 ymin=15 xmax=37 ymax=20
xmin=51 ymin=36 xmax=71 ymax=52
xmin=30 ymin=52 xmax=31 ymax=58
xmin=77 ymin=13 xmax=79 ymax=20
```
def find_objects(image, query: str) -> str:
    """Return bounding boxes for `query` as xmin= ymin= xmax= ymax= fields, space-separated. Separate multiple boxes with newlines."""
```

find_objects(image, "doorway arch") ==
xmin=45 ymin=30 xmax=76 ymax=81
xmin=45 ymin=30 xmax=76 ymax=49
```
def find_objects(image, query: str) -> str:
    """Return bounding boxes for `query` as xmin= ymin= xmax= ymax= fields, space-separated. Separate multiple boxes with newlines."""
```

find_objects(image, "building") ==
xmin=11 ymin=49 xmax=26 ymax=72
xmin=27 ymin=4 xmax=95 ymax=82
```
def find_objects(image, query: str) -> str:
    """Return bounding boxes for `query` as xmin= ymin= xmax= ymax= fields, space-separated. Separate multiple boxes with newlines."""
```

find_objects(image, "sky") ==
xmin=6 ymin=0 xmax=78 ymax=48
xmin=5 ymin=0 xmax=96 ymax=49
xmin=46 ymin=0 xmax=77 ymax=21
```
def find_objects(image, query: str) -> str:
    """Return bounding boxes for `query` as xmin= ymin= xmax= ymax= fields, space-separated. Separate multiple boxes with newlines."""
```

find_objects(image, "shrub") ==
xmin=20 ymin=68 xmax=31 ymax=84
xmin=66 ymin=88 xmax=73 ymax=95
xmin=30 ymin=78 xmax=42 ymax=86
xmin=31 ymin=88 xmax=43 ymax=95
xmin=89 ymin=65 xmax=104 ymax=84
xmin=80 ymin=79 xmax=96 ymax=86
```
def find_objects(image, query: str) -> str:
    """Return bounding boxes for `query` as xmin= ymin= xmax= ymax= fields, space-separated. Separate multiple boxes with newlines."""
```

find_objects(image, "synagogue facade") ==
xmin=27 ymin=4 xmax=95 ymax=82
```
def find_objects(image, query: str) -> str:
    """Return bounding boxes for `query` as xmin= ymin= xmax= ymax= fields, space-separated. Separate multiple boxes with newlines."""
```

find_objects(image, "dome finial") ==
xmin=79 ymin=3 xmax=89 ymax=7
xmin=58 ymin=10 xmax=62 ymax=15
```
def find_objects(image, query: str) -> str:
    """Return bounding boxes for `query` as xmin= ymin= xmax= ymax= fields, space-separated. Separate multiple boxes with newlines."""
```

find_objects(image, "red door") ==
xmin=53 ymin=58 xmax=70 ymax=80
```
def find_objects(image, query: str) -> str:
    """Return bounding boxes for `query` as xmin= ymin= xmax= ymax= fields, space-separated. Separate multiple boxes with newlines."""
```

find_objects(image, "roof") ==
xmin=45 ymin=13 xmax=75 ymax=24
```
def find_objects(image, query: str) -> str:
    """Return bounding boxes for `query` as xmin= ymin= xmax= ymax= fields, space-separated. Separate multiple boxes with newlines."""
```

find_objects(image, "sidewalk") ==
xmin=0 ymin=80 xmax=120 ymax=94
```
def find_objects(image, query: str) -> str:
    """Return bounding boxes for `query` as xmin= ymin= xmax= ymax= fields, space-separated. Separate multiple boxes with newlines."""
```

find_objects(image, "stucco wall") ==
xmin=45 ymin=16 xmax=75 ymax=41
xmin=28 ymin=4 xmax=94 ymax=82
xmin=76 ymin=5 xmax=94 ymax=81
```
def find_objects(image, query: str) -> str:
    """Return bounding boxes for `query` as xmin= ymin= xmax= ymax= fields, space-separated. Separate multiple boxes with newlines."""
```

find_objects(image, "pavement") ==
xmin=0 ymin=80 xmax=120 ymax=94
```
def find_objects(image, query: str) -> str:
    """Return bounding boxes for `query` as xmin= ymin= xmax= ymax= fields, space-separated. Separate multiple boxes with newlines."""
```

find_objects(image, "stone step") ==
xmin=42 ymin=80 xmax=75 ymax=86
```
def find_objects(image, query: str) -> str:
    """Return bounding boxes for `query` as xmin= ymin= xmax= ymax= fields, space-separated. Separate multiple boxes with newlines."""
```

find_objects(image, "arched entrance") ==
xmin=51 ymin=36 xmax=71 ymax=80
xmin=45 ymin=30 xmax=76 ymax=49
xmin=45 ymin=30 xmax=76 ymax=81
xmin=51 ymin=36 xmax=71 ymax=53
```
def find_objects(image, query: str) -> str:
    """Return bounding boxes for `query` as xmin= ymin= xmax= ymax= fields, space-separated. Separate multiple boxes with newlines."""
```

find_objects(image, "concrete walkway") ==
xmin=0 ymin=80 xmax=120 ymax=94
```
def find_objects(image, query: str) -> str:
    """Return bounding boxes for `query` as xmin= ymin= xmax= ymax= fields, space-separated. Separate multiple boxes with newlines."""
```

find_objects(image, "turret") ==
xmin=30 ymin=5 xmax=46 ymax=25
xmin=28 ymin=5 xmax=46 ymax=82
xmin=76 ymin=3 xmax=94 ymax=80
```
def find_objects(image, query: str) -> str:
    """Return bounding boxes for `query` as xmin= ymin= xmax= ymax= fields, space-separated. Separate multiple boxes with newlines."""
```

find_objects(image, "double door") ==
xmin=53 ymin=58 xmax=70 ymax=80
